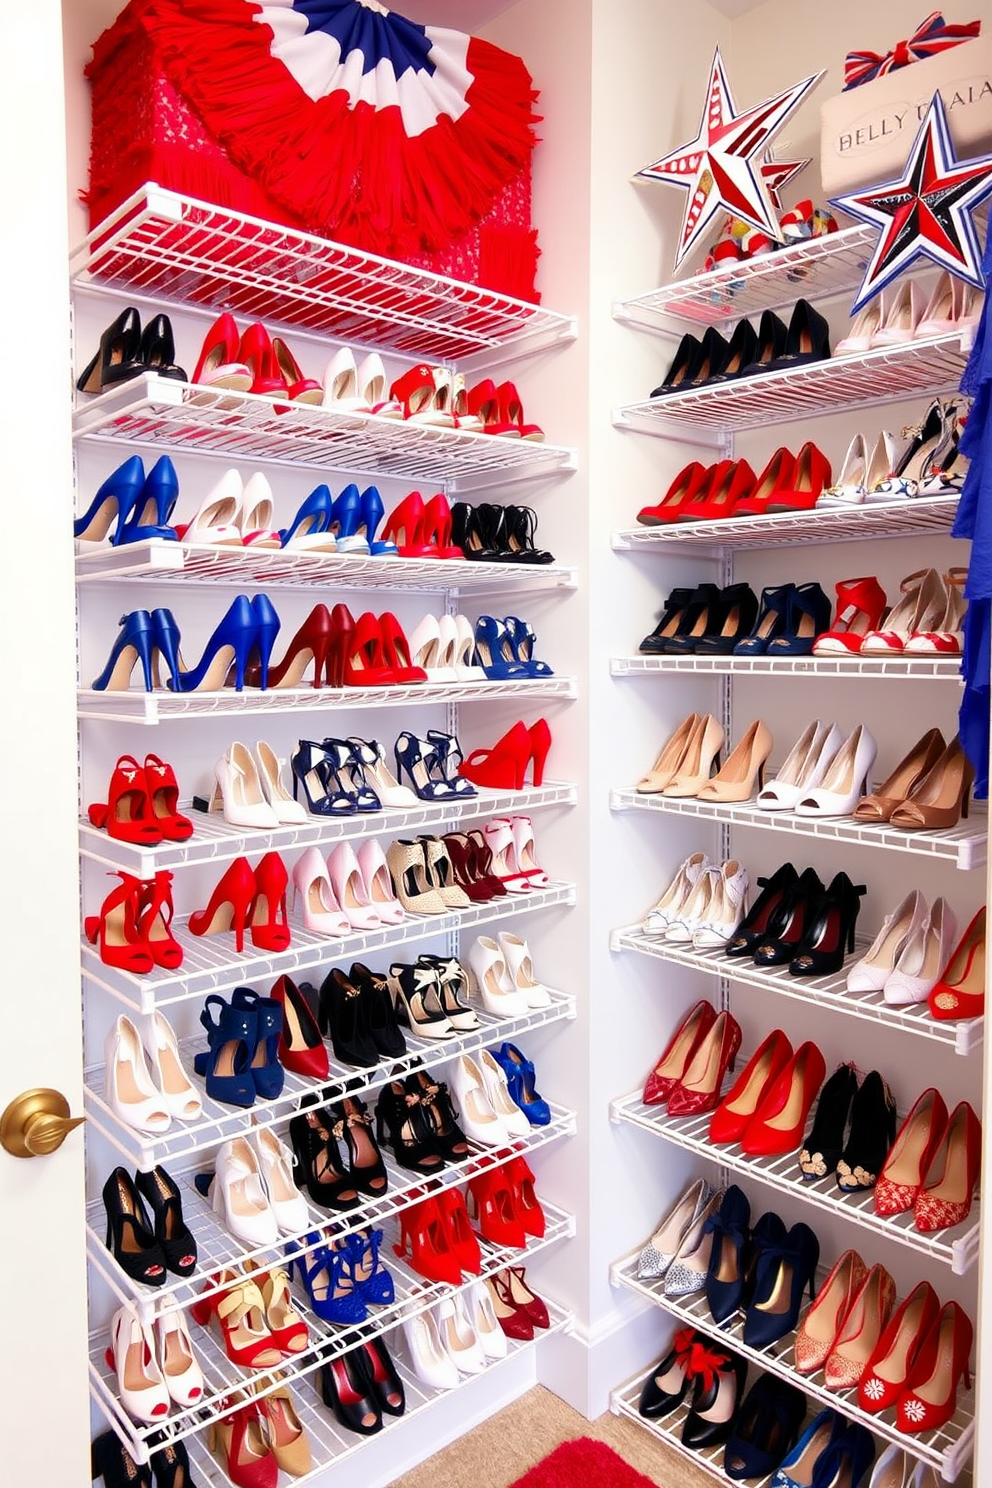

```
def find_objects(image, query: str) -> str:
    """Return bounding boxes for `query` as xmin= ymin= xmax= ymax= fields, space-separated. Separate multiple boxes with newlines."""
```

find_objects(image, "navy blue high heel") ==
xmin=472 ymin=616 xmax=529 ymax=679
xmin=360 ymin=486 xmax=398 ymax=555
xmin=734 ymin=583 xmax=796 ymax=655
xmin=704 ymin=1184 xmax=751 ymax=1323
xmin=323 ymin=737 xmax=381 ymax=810
xmin=74 ymin=456 xmax=145 ymax=543
xmin=249 ymin=593 xmax=281 ymax=690
xmin=505 ymin=616 xmax=554 ymax=677
xmin=292 ymin=740 xmax=359 ymax=815
xmin=724 ymin=1374 xmax=806 ymax=1481
xmin=193 ymin=994 xmax=256 ymax=1108
xmin=169 ymin=594 xmax=258 ymax=693
xmin=767 ymin=582 xmax=832 ymax=657
xmin=332 ymin=484 xmax=370 ymax=554
xmin=92 ymin=610 xmax=156 ymax=691
xmin=394 ymin=732 xmax=459 ymax=800
xmin=742 ymin=1220 xmax=819 ymax=1348
xmin=230 ymin=986 xmax=284 ymax=1100
xmin=280 ymin=483 xmax=336 ymax=549
xmin=117 ymin=455 xmax=180 ymax=544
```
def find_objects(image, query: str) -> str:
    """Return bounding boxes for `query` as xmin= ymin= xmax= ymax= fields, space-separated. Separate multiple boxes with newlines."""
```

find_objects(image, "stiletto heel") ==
xmin=188 ymin=856 xmax=256 ymax=952
xmin=257 ymin=603 xmax=333 ymax=689
xmin=666 ymin=1010 xmax=742 ymax=1116
xmin=169 ymin=594 xmax=260 ymax=693
xmin=75 ymin=456 xmax=147 ymax=543
xmin=696 ymin=718 xmax=773 ymax=803
xmin=92 ymin=610 xmax=157 ymax=692
xmin=85 ymin=872 xmax=153 ymax=973
xmin=76 ymin=306 xmax=144 ymax=393
xmin=889 ymin=735 xmax=975 ymax=831
xmin=788 ymin=871 xmax=866 ymax=977
xmin=929 ymin=906 xmax=986 ymax=1021
xmin=134 ymin=1166 xmax=197 ymax=1277
xmin=288 ymin=1108 xmax=360 ymax=1210
xmin=709 ymin=1029 xmax=794 ymax=1145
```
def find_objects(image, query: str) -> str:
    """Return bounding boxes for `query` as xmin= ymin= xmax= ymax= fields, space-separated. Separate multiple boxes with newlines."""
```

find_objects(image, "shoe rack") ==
xmin=73 ymin=187 xmax=582 ymax=1480
xmin=604 ymin=227 xmax=984 ymax=1485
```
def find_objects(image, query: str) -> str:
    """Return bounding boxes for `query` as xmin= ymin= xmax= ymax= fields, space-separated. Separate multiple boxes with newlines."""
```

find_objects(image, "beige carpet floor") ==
xmin=389 ymin=1385 xmax=714 ymax=1488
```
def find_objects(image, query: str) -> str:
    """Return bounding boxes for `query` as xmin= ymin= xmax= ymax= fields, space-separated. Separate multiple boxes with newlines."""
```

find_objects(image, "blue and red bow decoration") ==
xmin=844 ymin=11 xmax=981 ymax=90
xmin=135 ymin=0 xmax=539 ymax=258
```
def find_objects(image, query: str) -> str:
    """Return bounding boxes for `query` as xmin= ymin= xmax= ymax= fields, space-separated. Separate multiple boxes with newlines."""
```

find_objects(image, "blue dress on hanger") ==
xmin=951 ymin=234 xmax=992 ymax=798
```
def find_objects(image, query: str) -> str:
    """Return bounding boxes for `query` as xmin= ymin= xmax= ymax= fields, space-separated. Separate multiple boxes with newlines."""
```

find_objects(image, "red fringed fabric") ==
xmin=118 ymin=0 xmax=539 ymax=260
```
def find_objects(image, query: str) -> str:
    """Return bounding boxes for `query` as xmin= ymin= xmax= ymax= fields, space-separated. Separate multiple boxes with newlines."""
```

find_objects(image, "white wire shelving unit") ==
xmin=90 ymin=1200 xmax=575 ymax=1462
xmin=186 ymin=1296 xmax=573 ymax=1486
xmin=77 ymin=674 xmax=577 ymax=724
xmin=80 ymin=781 xmax=578 ymax=876
xmin=75 ymin=540 xmax=578 ymax=597
xmin=610 ymin=788 xmax=987 ymax=871
xmin=612 ymin=494 xmax=961 ymax=553
xmin=611 ymin=653 xmax=961 ymax=681
xmin=82 ymin=877 xmax=576 ymax=1015
xmin=610 ymin=924 xmax=983 ymax=1056
xmin=610 ymin=1087 xmax=980 ymax=1276
xmin=71 ymin=186 xmax=578 ymax=367
xmin=611 ymin=1248 xmax=975 ymax=1482
xmin=85 ymin=987 xmax=576 ymax=1172
xmin=72 ymin=374 xmax=577 ymax=493
xmin=87 ymin=1103 xmax=575 ymax=1322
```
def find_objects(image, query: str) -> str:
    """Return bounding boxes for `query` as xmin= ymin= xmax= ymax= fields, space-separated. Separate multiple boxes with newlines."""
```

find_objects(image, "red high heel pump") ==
xmin=637 ymin=461 xmax=710 ymax=525
xmin=84 ymin=872 xmax=154 ymax=973
xmin=380 ymin=493 xmax=432 ymax=556
xmin=379 ymin=613 xmax=427 ymax=684
xmin=740 ymin=1041 xmax=827 ymax=1156
xmin=249 ymin=852 xmax=291 ymax=952
xmin=325 ymin=602 xmax=356 ymax=688
xmin=343 ymin=611 xmax=395 ymax=686
xmin=875 ymin=1087 xmax=949 ymax=1218
xmin=270 ymin=338 xmax=322 ymax=404
xmin=138 ymin=871 xmax=183 ymax=970
xmin=393 ymin=1196 xmax=462 ymax=1285
xmin=734 ymin=447 xmax=798 ymax=516
xmin=191 ymin=312 xmax=252 ymax=392
xmin=644 ymin=1000 xmax=717 ymax=1106
xmin=666 ymin=1010 xmax=742 ymax=1117
xmin=466 ymin=1169 xmax=527 ymax=1248
xmin=858 ymin=1280 xmax=941 ymax=1413
xmin=710 ymin=1029 xmax=794 ymax=1144
xmin=678 ymin=459 xmax=757 ymax=523
xmin=143 ymin=754 xmax=193 ymax=841
xmin=915 ymin=1100 xmax=982 ymax=1232
xmin=437 ymin=1187 xmax=482 ymax=1272
xmin=526 ymin=718 xmax=552 ymax=785
xmin=466 ymin=378 xmax=501 ymax=431
xmin=897 ymin=1300 xmax=973 ymax=1434
xmin=188 ymin=856 xmax=256 ymax=953
xmin=764 ymin=441 xmax=832 ymax=513
xmin=87 ymin=755 xmax=161 ymax=845
xmin=422 ymin=494 xmax=463 ymax=558
xmin=929 ymin=907 xmax=986 ymax=1022
xmin=271 ymin=974 xmax=329 ymax=1079
xmin=495 ymin=381 xmax=543 ymax=441
xmin=253 ymin=604 xmax=334 ymax=690
xmin=237 ymin=323 xmax=286 ymax=398
xmin=459 ymin=721 xmax=530 ymax=788
xmin=503 ymin=1156 xmax=545 ymax=1238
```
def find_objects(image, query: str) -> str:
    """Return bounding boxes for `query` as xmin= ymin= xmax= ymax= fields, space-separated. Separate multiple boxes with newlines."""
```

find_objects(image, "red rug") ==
xmin=510 ymin=1438 xmax=658 ymax=1488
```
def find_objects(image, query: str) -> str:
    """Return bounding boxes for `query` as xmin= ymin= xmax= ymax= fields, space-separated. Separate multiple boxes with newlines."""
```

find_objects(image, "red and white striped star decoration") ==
xmin=638 ymin=49 xmax=824 ymax=272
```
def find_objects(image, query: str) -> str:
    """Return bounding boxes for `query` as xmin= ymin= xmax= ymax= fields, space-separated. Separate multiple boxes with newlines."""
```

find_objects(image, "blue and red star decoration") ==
xmin=831 ymin=92 xmax=992 ymax=312
xmin=637 ymin=48 xmax=825 ymax=272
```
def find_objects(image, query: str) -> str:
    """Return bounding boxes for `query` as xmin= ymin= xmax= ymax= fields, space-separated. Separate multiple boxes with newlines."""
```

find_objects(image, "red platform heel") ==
xmin=393 ymin=1196 xmax=462 ymax=1285
xmin=250 ymin=852 xmax=291 ymax=952
xmin=138 ymin=870 xmax=183 ymax=970
xmin=466 ymin=1169 xmax=527 ymax=1249
xmin=381 ymin=493 xmax=432 ymax=556
xmin=459 ymin=721 xmax=531 ymax=789
xmin=503 ymin=1156 xmax=545 ymax=1238
xmin=143 ymin=753 xmax=193 ymax=841
xmin=437 ymin=1188 xmax=483 ymax=1272
xmin=191 ymin=313 xmax=252 ymax=392
xmin=813 ymin=576 xmax=888 ymax=657
xmin=237 ymin=323 xmax=286 ymax=398
xmin=637 ymin=461 xmax=710 ymax=526
xmin=188 ymin=856 xmax=256 ymax=953
xmin=422 ymin=494 xmax=463 ymax=558
xmin=88 ymin=755 xmax=161 ymax=845
xmin=84 ymin=871 xmax=154 ymax=973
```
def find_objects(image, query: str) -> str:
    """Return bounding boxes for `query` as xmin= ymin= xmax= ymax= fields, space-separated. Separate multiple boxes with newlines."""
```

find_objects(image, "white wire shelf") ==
xmin=610 ymin=1088 xmax=980 ymax=1277
xmin=78 ymin=674 xmax=577 ymax=724
xmin=185 ymin=1295 xmax=573 ymax=1487
xmin=610 ymin=1372 xmax=782 ymax=1488
xmin=612 ymin=495 xmax=961 ymax=553
xmin=75 ymin=539 xmax=577 ymax=597
xmin=613 ymin=331 xmax=972 ymax=436
xmin=71 ymin=185 xmax=577 ymax=366
xmin=84 ymin=988 xmax=576 ymax=1173
xmin=611 ymin=925 xmax=983 ymax=1057
xmin=89 ymin=1200 xmax=574 ymax=1462
xmin=72 ymin=375 xmax=577 ymax=493
xmin=87 ymin=1102 xmax=575 ymax=1322
xmin=613 ymin=224 xmax=884 ymax=332
xmin=611 ymin=1249 xmax=975 ymax=1482
xmin=611 ymin=654 xmax=961 ymax=681
xmin=611 ymin=788 xmax=986 ymax=872
xmin=82 ymin=877 xmax=576 ymax=1015
xmin=80 ymin=781 xmax=578 ymax=877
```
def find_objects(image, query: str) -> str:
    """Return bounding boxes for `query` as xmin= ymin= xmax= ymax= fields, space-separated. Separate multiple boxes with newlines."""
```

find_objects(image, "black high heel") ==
xmin=712 ymin=316 xmax=758 ymax=382
xmin=659 ymin=582 xmax=723 ymax=655
xmin=694 ymin=582 xmax=760 ymax=655
xmin=836 ymin=1069 xmax=897 ymax=1192
xmin=689 ymin=325 xmax=730 ymax=387
xmin=405 ymin=1065 xmax=470 ymax=1160
xmin=149 ymin=1440 xmax=197 ymax=1488
xmin=788 ymin=871 xmax=866 ymax=976
xmin=503 ymin=505 xmax=554 ymax=564
xmin=769 ymin=298 xmax=831 ymax=370
xmin=102 ymin=1168 xmax=167 ymax=1288
xmin=138 ymin=313 xmax=187 ymax=381
xmin=332 ymin=1095 xmax=388 ymax=1196
xmin=741 ymin=308 xmax=788 ymax=375
xmin=637 ymin=1331 xmax=699 ymax=1419
xmin=134 ymin=1166 xmax=197 ymax=1277
xmin=798 ymin=1062 xmax=858 ymax=1182
xmin=318 ymin=1347 xmax=383 ymax=1435
xmin=752 ymin=866 xmax=824 ymax=966
xmin=639 ymin=586 xmax=695 ymax=654
xmin=725 ymin=862 xmax=799 ymax=957
xmin=357 ymin=1336 xmax=405 ymax=1416
xmin=651 ymin=332 xmax=703 ymax=396
xmin=349 ymin=961 xmax=407 ymax=1058
xmin=451 ymin=501 xmax=500 ymax=559
xmin=77 ymin=307 xmax=144 ymax=394
xmin=92 ymin=1430 xmax=152 ymax=1488
xmin=318 ymin=966 xmax=380 ymax=1067
xmin=681 ymin=1346 xmax=748 ymax=1450
xmin=374 ymin=1078 xmax=446 ymax=1173
xmin=288 ymin=1107 xmax=361 ymax=1211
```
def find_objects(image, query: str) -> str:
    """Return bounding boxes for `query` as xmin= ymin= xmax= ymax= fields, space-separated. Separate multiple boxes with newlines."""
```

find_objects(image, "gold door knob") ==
xmin=0 ymin=1089 xmax=85 ymax=1159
